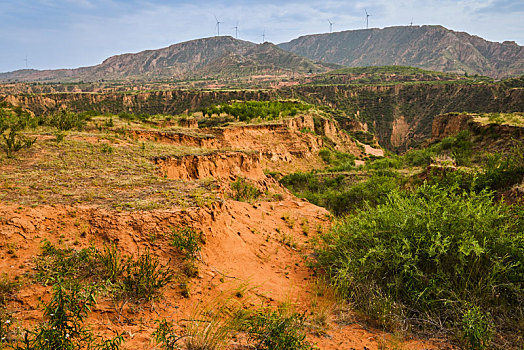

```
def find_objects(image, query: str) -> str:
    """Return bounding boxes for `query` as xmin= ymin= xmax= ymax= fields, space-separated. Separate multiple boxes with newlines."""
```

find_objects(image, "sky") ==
xmin=1 ymin=0 xmax=523 ymax=73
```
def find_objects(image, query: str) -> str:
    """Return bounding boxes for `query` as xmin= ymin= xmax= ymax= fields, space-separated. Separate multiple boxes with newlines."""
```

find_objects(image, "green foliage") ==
xmin=35 ymin=240 xmax=98 ymax=285
xmin=230 ymin=177 xmax=261 ymax=202
xmin=319 ymin=148 xmax=356 ymax=171
xmin=239 ymin=308 xmax=313 ymax=350
xmin=0 ymin=104 xmax=37 ymax=158
xmin=461 ymin=305 xmax=494 ymax=350
xmin=170 ymin=226 xmax=202 ymax=260
xmin=418 ymin=147 xmax=524 ymax=195
xmin=280 ymin=172 xmax=398 ymax=216
xmin=200 ymin=100 xmax=310 ymax=123
xmin=119 ymin=249 xmax=173 ymax=303
xmin=43 ymin=110 xmax=91 ymax=131
xmin=403 ymin=131 xmax=472 ymax=167
xmin=35 ymin=241 xmax=173 ymax=303
xmin=12 ymin=280 xmax=123 ymax=350
xmin=152 ymin=320 xmax=181 ymax=350
xmin=473 ymin=150 xmax=524 ymax=193
xmin=315 ymin=185 xmax=524 ymax=344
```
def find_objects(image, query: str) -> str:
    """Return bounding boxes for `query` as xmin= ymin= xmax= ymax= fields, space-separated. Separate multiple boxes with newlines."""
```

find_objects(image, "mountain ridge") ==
xmin=1 ymin=25 xmax=522 ymax=82
xmin=278 ymin=25 xmax=523 ymax=79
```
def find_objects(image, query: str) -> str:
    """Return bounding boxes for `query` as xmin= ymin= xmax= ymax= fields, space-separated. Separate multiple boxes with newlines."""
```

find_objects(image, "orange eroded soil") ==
xmin=0 ymin=112 xmax=449 ymax=349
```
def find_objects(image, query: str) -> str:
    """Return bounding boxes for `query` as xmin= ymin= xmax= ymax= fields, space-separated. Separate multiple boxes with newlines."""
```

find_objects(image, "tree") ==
xmin=0 ymin=104 xmax=36 ymax=158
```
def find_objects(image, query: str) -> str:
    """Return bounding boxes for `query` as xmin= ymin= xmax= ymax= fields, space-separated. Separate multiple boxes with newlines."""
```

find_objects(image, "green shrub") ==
xmin=318 ymin=148 xmax=356 ymax=171
xmin=230 ymin=177 xmax=261 ymax=202
xmin=0 ymin=104 xmax=37 ymax=158
xmin=316 ymin=185 xmax=524 ymax=344
xmin=152 ymin=320 xmax=180 ymax=350
xmin=44 ymin=110 xmax=91 ymax=131
xmin=239 ymin=308 xmax=313 ymax=350
xmin=402 ymin=131 xmax=472 ymax=167
xmin=280 ymin=172 xmax=398 ymax=216
xmin=474 ymin=150 xmax=524 ymax=193
xmin=11 ymin=279 xmax=123 ymax=350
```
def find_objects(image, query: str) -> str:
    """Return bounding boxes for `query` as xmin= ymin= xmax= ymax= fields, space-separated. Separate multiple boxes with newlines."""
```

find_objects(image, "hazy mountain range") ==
xmin=1 ymin=25 xmax=522 ymax=82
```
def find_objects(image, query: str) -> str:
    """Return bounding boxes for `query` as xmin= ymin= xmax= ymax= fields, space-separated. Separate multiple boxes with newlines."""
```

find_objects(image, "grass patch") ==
xmin=34 ymin=241 xmax=174 ymax=304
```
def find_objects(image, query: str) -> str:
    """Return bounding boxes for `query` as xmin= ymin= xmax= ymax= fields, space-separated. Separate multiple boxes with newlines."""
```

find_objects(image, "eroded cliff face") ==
xmin=431 ymin=112 xmax=524 ymax=153
xmin=3 ymin=83 xmax=522 ymax=152
xmin=154 ymin=151 xmax=265 ymax=181
xmin=287 ymin=83 xmax=524 ymax=152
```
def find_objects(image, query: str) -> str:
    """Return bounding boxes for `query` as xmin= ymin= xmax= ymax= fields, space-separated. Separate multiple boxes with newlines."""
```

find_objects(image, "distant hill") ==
xmin=278 ymin=25 xmax=524 ymax=79
xmin=193 ymin=42 xmax=337 ymax=78
xmin=0 ymin=37 xmax=334 ymax=83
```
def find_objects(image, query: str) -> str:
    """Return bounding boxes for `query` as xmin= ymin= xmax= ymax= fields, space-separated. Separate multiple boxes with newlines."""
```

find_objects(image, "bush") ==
xmin=474 ymin=150 xmax=524 ymax=193
xmin=0 ymin=104 xmax=37 ymax=158
xmin=316 ymin=185 xmax=524 ymax=345
xmin=318 ymin=148 xmax=356 ymax=171
xmin=230 ymin=177 xmax=261 ymax=202
xmin=200 ymin=101 xmax=311 ymax=123
xmin=35 ymin=240 xmax=98 ymax=285
xmin=239 ymin=308 xmax=313 ymax=350
xmin=461 ymin=305 xmax=494 ymax=350
xmin=44 ymin=110 xmax=91 ymax=131
xmin=402 ymin=131 xmax=472 ymax=167
xmin=280 ymin=172 xmax=398 ymax=215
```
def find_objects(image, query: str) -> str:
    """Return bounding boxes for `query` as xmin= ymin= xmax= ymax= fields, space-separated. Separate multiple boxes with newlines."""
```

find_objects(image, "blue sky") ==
xmin=1 ymin=0 xmax=523 ymax=73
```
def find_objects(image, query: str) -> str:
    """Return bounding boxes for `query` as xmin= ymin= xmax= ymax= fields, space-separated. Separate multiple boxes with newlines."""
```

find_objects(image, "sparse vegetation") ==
xmin=34 ymin=241 xmax=173 ymax=304
xmin=200 ymin=100 xmax=311 ymax=123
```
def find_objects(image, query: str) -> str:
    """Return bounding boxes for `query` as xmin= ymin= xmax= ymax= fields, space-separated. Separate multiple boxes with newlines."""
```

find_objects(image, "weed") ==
xmin=154 ymin=294 xmax=242 ymax=350
xmin=100 ymin=143 xmax=113 ymax=154
xmin=153 ymin=320 xmax=183 ymax=350
xmin=281 ymin=213 xmax=295 ymax=228
xmin=461 ymin=305 xmax=494 ymax=350
xmin=278 ymin=232 xmax=297 ymax=250
xmin=119 ymin=249 xmax=173 ymax=303
xmin=0 ymin=274 xmax=20 ymax=306
xmin=170 ymin=226 xmax=203 ymax=261
xmin=11 ymin=279 xmax=123 ymax=350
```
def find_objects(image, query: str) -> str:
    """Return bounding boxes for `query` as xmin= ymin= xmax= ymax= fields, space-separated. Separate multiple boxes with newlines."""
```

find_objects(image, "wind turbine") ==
xmin=365 ymin=9 xmax=371 ymax=29
xmin=328 ymin=19 xmax=333 ymax=33
xmin=262 ymin=30 xmax=265 ymax=43
xmin=234 ymin=22 xmax=239 ymax=39
xmin=410 ymin=17 xmax=413 ymax=26
xmin=23 ymin=55 xmax=29 ymax=68
xmin=214 ymin=16 xmax=221 ymax=36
